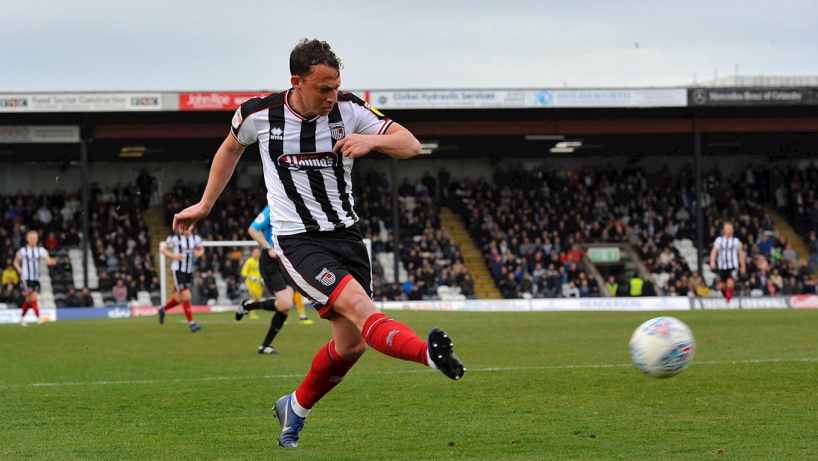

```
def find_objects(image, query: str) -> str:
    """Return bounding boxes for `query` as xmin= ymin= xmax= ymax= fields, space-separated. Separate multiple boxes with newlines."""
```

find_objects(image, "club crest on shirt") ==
xmin=316 ymin=268 xmax=336 ymax=287
xmin=328 ymin=121 xmax=345 ymax=141
xmin=277 ymin=152 xmax=339 ymax=171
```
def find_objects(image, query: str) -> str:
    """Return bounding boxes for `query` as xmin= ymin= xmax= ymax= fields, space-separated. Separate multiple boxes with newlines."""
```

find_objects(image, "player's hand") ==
xmin=173 ymin=202 xmax=211 ymax=233
xmin=333 ymin=134 xmax=374 ymax=159
xmin=709 ymin=261 xmax=716 ymax=270
xmin=740 ymin=266 xmax=746 ymax=276
xmin=267 ymin=248 xmax=278 ymax=259
xmin=173 ymin=254 xmax=183 ymax=262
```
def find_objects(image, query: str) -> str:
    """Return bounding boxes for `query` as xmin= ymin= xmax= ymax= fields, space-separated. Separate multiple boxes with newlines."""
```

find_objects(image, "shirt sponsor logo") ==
xmin=277 ymin=152 xmax=339 ymax=171
xmin=316 ymin=268 xmax=336 ymax=287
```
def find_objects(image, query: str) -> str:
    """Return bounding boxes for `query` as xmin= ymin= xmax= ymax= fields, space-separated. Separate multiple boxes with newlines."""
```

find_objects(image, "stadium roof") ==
xmin=691 ymin=75 xmax=818 ymax=88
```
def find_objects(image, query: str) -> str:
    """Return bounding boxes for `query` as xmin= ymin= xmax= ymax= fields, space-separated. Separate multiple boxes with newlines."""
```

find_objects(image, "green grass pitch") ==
xmin=1 ymin=309 xmax=817 ymax=460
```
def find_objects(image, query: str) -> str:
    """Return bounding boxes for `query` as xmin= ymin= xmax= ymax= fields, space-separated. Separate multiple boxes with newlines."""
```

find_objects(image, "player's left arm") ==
xmin=738 ymin=243 xmax=747 ymax=275
xmin=333 ymin=122 xmax=421 ymax=160
xmin=193 ymin=238 xmax=205 ymax=258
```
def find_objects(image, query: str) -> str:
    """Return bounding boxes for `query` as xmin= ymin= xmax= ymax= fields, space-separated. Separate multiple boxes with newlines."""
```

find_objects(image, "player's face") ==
xmin=292 ymin=64 xmax=340 ymax=117
xmin=252 ymin=248 xmax=261 ymax=258
xmin=26 ymin=232 xmax=38 ymax=246
xmin=723 ymin=224 xmax=734 ymax=237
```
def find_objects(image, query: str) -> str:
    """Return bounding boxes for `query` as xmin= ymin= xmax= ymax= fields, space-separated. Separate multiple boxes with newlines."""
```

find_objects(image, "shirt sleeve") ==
xmin=343 ymin=92 xmax=393 ymax=136
xmin=194 ymin=236 xmax=203 ymax=248
xmin=15 ymin=248 xmax=23 ymax=260
xmin=230 ymin=102 xmax=260 ymax=146
xmin=39 ymin=247 xmax=48 ymax=259
xmin=250 ymin=206 xmax=270 ymax=232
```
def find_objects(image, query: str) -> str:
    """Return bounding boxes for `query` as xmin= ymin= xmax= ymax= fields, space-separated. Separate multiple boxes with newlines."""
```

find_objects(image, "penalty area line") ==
xmin=6 ymin=357 xmax=816 ymax=389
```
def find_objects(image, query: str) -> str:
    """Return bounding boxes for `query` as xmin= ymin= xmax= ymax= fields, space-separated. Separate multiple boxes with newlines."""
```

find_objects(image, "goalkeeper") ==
xmin=237 ymin=205 xmax=313 ymax=355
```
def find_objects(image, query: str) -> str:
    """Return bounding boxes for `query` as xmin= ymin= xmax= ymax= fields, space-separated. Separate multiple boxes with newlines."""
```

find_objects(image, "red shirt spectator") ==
xmin=567 ymin=245 xmax=585 ymax=264
xmin=44 ymin=232 xmax=59 ymax=250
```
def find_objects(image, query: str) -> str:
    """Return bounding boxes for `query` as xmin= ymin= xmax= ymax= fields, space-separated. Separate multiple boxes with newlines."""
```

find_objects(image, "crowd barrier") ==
xmin=377 ymin=295 xmax=818 ymax=312
xmin=0 ymin=304 xmax=236 ymax=324
xmin=1 ymin=296 xmax=816 ymax=324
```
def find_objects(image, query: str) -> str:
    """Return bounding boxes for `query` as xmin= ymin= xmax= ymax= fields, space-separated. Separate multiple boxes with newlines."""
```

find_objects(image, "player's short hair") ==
xmin=289 ymin=39 xmax=342 ymax=78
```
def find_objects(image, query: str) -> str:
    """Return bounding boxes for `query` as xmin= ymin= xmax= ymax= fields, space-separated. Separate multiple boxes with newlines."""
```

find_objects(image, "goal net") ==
xmin=158 ymin=238 xmax=372 ymax=306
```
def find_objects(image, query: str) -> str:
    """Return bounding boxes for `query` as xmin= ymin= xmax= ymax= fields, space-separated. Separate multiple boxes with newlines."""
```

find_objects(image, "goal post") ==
xmin=159 ymin=238 xmax=372 ymax=307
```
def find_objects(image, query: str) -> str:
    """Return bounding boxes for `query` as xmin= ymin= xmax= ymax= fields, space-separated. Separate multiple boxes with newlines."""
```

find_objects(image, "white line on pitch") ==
xmin=3 ymin=357 xmax=814 ymax=389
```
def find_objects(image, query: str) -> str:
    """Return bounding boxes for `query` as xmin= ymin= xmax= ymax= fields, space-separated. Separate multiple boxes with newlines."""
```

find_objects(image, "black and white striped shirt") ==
xmin=713 ymin=236 xmax=742 ymax=270
xmin=231 ymin=90 xmax=392 ymax=236
xmin=166 ymin=234 xmax=202 ymax=273
xmin=15 ymin=246 xmax=48 ymax=281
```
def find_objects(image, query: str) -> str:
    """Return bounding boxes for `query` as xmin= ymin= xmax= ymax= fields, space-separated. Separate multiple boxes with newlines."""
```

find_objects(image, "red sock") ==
xmin=182 ymin=301 xmax=193 ymax=322
xmin=21 ymin=302 xmax=29 ymax=316
xmin=294 ymin=340 xmax=356 ymax=409
xmin=163 ymin=298 xmax=178 ymax=310
xmin=31 ymin=301 xmax=40 ymax=317
xmin=725 ymin=287 xmax=734 ymax=304
xmin=362 ymin=313 xmax=429 ymax=366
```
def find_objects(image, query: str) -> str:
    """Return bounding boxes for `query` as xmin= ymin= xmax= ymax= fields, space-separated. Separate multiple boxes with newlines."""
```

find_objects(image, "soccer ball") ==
xmin=629 ymin=317 xmax=696 ymax=378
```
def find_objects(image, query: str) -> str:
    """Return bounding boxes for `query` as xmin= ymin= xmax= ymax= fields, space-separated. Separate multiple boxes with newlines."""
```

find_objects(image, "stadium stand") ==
xmin=160 ymin=171 xmax=477 ymax=303
xmin=2 ymin=159 xmax=816 ymax=307
xmin=447 ymin=162 xmax=817 ymax=299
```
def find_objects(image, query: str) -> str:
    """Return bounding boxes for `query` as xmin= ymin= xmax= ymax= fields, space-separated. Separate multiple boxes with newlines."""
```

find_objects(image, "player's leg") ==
xmin=180 ymin=288 xmax=199 ymax=331
xmin=19 ymin=283 xmax=30 ymax=326
xmin=275 ymin=315 xmax=362 ymax=447
xmin=294 ymin=292 xmax=313 ymax=324
xmin=28 ymin=287 xmax=43 ymax=325
xmin=259 ymin=286 xmax=294 ymax=354
xmin=159 ymin=272 xmax=183 ymax=324
xmin=247 ymin=281 xmax=262 ymax=319
xmin=725 ymin=276 xmax=735 ymax=304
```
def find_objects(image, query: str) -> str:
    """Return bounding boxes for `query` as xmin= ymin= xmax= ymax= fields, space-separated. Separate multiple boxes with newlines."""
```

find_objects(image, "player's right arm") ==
xmin=709 ymin=239 xmax=719 ymax=270
xmin=738 ymin=242 xmax=747 ymax=275
xmin=248 ymin=226 xmax=275 ymax=257
xmin=174 ymin=135 xmax=247 ymax=233
xmin=161 ymin=239 xmax=182 ymax=261
xmin=13 ymin=253 xmax=22 ymax=275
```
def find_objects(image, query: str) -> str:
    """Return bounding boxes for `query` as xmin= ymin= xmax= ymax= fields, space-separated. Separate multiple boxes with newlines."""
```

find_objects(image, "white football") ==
xmin=629 ymin=317 xmax=696 ymax=378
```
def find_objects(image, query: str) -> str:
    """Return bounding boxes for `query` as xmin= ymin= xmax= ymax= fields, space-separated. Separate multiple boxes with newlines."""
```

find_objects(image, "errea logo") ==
xmin=270 ymin=127 xmax=283 ymax=141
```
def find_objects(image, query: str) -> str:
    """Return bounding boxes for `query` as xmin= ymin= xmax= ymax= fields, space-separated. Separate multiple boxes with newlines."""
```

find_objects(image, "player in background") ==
xmin=240 ymin=247 xmax=262 ymax=319
xmin=173 ymin=39 xmax=464 ymax=448
xmin=239 ymin=248 xmax=262 ymax=320
xmin=159 ymin=227 xmax=205 ymax=332
xmin=14 ymin=230 xmax=56 ymax=326
xmin=236 ymin=204 xmax=313 ymax=354
xmin=710 ymin=222 xmax=746 ymax=305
